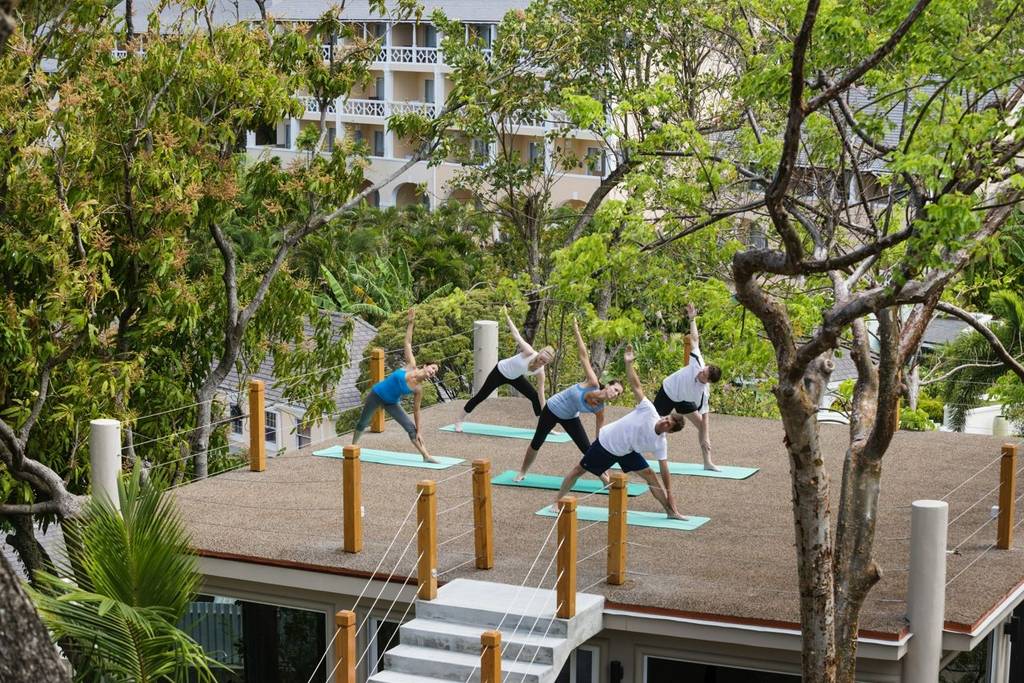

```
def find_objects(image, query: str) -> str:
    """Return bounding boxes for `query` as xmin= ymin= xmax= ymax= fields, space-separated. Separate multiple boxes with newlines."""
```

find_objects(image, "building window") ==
xmin=254 ymin=124 xmax=276 ymax=146
xmin=182 ymin=594 xmax=326 ymax=681
xmin=472 ymin=138 xmax=489 ymax=161
xmin=373 ymin=130 xmax=385 ymax=157
xmin=585 ymin=147 xmax=605 ymax=176
xmin=555 ymin=645 xmax=599 ymax=683
xmin=528 ymin=141 xmax=543 ymax=166
xmin=265 ymin=411 xmax=277 ymax=444
xmin=424 ymin=78 xmax=434 ymax=103
xmin=231 ymin=403 xmax=243 ymax=435
xmin=374 ymin=76 xmax=384 ymax=100
xmin=425 ymin=25 xmax=437 ymax=48
xmin=297 ymin=420 xmax=312 ymax=449
xmin=644 ymin=655 xmax=799 ymax=683
xmin=368 ymin=618 xmax=402 ymax=675
xmin=327 ymin=127 xmax=336 ymax=152
xmin=353 ymin=129 xmax=365 ymax=146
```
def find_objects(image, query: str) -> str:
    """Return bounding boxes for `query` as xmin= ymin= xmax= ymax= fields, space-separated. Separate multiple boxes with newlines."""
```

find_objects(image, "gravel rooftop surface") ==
xmin=172 ymin=397 xmax=1024 ymax=637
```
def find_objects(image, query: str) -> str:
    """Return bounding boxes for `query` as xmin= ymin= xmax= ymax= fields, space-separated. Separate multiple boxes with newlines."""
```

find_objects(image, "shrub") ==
xmin=900 ymin=407 xmax=936 ymax=431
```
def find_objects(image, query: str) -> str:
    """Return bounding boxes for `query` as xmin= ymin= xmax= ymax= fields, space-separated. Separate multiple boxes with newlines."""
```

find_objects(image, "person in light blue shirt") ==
xmin=515 ymin=318 xmax=623 ymax=480
xmin=354 ymin=309 xmax=438 ymax=462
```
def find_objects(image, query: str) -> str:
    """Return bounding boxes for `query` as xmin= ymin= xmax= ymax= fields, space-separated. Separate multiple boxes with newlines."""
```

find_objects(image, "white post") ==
xmin=289 ymin=117 xmax=300 ymax=151
xmin=246 ymin=130 xmax=256 ymax=148
xmin=473 ymin=320 xmax=499 ymax=396
xmin=89 ymin=419 xmax=122 ymax=510
xmin=902 ymin=499 xmax=949 ymax=683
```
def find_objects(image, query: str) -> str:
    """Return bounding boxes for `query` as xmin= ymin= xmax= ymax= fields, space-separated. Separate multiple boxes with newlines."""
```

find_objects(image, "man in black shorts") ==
xmin=654 ymin=303 xmax=722 ymax=472
xmin=556 ymin=346 xmax=687 ymax=519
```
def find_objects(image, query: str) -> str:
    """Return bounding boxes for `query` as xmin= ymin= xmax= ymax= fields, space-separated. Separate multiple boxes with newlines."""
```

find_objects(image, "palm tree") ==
xmin=28 ymin=470 xmax=218 ymax=682
xmin=935 ymin=290 xmax=1024 ymax=431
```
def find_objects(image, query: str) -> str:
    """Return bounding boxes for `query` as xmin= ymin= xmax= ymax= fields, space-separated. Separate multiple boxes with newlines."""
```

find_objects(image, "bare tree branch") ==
xmin=936 ymin=301 xmax=1024 ymax=380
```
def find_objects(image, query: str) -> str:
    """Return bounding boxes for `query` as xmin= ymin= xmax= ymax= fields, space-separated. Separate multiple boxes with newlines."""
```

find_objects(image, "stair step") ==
xmin=367 ymin=671 xmax=456 ymax=683
xmin=384 ymin=644 xmax=549 ymax=683
xmin=399 ymin=618 xmax=565 ymax=665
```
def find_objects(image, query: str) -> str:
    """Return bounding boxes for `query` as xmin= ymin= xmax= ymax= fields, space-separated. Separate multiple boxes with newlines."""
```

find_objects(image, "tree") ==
xmin=29 ymin=470 xmax=219 ymax=682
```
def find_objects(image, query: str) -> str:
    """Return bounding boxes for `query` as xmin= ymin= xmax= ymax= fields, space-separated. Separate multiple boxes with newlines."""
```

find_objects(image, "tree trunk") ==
xmin=0 ymin=552 xmax=71 ymax=683
xmin=589 ymin=280 xmax=614 ymax=375
xmin=3 ymin=515 xmax=52 ymax=588
xmin=906 ymin=363 xmax=920 ymax=410
xmin=777 ymin=367 xmax=837 ymax=682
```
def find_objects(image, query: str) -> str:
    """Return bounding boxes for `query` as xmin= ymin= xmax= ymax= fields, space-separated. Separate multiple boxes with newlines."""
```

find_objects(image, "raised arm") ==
xmin=404 ymin=308 xmax=416 ymax=367
xmin=504 ymin=306 xmax=536 ymax=355
xmin=413 ymin=386 xmax=422 ymax=435
xmin=623 ymin=345 xmax=645 ymax=402
xmin=537 ymin=368 xmax=547 ymax=408
xmin=573 ymin=319 xmax=600 ymax=386
xmin=686 ymin=303 xmax=700 ymax=348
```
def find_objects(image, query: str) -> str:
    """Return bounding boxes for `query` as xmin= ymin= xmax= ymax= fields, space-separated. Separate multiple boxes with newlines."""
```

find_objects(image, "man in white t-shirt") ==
xmin=654 ymin=303 xmax=722 ymax=472
xmin=556 ymin=346 xmax=688 ymax=520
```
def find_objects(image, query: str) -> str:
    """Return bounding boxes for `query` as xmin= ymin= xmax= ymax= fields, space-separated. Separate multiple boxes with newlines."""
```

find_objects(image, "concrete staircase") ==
xmin=367 ymin=579 xmax=604 ymax=683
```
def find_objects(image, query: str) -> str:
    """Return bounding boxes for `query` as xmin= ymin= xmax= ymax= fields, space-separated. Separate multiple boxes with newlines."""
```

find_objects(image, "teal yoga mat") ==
xmin=536 ymin=504 xmax=710 ymax=531
xmin=439 ymin=422 xmax=571 ymax=443
xmin=490 ymin=470 xmax=648 ymax=496
xmin=613 ymin=460 xmax=758 ymax=480
xmin=313 ymin=446 xmax=464 ymax=470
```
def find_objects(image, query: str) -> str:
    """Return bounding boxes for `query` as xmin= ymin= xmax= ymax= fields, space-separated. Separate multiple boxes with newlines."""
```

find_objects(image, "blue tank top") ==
xmin=372 ymin=368 xmax=412 ymax=405
xmin=547 ymin=383 xmax=604 ymax=420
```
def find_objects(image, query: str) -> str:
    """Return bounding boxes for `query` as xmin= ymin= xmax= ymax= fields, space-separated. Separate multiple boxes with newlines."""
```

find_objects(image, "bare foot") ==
xmin=422 ymin=454 xmax=439 ymax=464
xmin=513 ymin=471 xmax=527 ymax=482
xmin=453 ymin=421 xmax=464 ymax=433
xmin=667 ymin=510 xmax=689 ymax=521
xmin=703 ymin=461 xmax=721 ymax=472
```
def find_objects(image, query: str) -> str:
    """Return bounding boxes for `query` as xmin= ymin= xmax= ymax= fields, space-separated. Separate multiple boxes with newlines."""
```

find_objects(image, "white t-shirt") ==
xmin=662 ymin=344 xmax=710 ymax=415
xmin=496 ymin=351 xmax=543 ymax=380
xmin=597 ymin=398 xmax=669 ymax=461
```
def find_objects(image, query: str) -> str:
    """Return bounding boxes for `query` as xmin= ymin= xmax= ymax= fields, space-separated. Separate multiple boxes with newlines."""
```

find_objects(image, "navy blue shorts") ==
xmin=580 ymin=440 xmax=649 ymax=476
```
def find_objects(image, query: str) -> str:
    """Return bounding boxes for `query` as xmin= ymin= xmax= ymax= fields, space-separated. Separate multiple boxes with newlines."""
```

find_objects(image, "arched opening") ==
xmin=356 ymin=180 xmax=380 ymax=208
xmin=394 ymin=182 xmax=430 ymax=209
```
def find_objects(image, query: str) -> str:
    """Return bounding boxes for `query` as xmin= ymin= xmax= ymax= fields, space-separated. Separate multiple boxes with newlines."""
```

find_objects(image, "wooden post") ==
xmin=370 ymin=348 xmax=386 ymax=433
xmin=249 ymin=380 xmax=266 ymax=472
xmin=334 ymin=610 xmax=355 ymax=683
xmin=607 ymin=473 xmax=628 ymax=585
xmin=683 ymin=334 xmax=692 ymax=366
xmin=473 ymin=460 xmax=494 ymax=569
xmin=480 ymin=630 xmax=501 ymax=683
xmin=343 ymin=445 xmax=362 ymax=553
xmin=997 ymin=444 xmax=1018 ymax=550
xmin=556 ymin=496 xmax=577 ymax=619
xmin=417 ymin=480 xmax=438 ymax=600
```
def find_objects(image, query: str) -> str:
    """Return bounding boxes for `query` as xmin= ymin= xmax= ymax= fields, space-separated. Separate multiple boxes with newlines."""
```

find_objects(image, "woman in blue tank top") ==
xmin=515 ymin=318 xmax=623 ymax=480
xmin=353 ymin=309 xmax=439 ymax=462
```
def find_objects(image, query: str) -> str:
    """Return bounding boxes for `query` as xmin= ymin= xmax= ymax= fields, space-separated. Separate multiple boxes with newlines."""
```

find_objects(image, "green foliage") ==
xmin=29 ymin=470 xmax=218 ymax=682
xmin=918 ymin=395 xmax=946 ymax=424
xmin=899 ymin=407 xmax=936 ymax=432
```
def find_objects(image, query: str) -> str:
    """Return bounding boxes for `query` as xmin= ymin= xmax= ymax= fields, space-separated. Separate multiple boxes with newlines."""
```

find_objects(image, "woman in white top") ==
xmin=455 ymin=307 xmax=555 ymax=431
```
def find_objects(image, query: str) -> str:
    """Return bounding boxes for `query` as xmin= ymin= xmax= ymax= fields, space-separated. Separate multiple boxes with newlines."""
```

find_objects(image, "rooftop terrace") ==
xmin=172 ymin=397 xmax=1024 ymax=639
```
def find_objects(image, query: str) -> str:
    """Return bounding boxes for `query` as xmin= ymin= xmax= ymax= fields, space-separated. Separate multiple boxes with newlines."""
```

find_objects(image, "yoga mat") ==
xmin=439 ymin=422 xmax=571 ymax=443
xmin=613 ymin=460 xmax=759 ymax=480
xmin=491 ymin=470 xmax=648 ymax=496
xmin=536 ymin=504 xmax=710 ymax=531
xmin=313 ymin=446 xmax=464 ymax=470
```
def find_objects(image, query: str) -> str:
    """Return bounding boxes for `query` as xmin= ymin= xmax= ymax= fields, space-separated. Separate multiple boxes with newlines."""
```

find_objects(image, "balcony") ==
xmin=299 ymin=96 xmax=337 ymax=115
xmin=338 ymin=98 xmax=436 ymax=118
xmin=380 ymin=46 xmax=441 ymax=65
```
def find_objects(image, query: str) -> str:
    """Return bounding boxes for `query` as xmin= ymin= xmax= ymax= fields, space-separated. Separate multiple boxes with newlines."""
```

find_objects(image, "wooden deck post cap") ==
xmin=417 ymin=480 xmax=436 ymax=495
xmin=558 ymin=495 xmax=577 ymax=511
xmin=335 ymin=610 xmax=355 ymax=627
xmin=1002 ymin=443 xmax=1017 ymax=457
xmin=343 ymin=445 xmax=360 ymax=459
xmin=473 ymin=459 xmax=490 ymax=472
xmin=610 ymin=473 xmax=628 ymax=488
xmin=480 ymin=630 xmax=501 ymax=647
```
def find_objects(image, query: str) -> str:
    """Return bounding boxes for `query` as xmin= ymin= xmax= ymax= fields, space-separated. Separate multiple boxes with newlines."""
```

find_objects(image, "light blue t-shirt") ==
xmin=372 ymin=368 xmax=412 ymax=405
xmin=547 ymin=383 xmax=604 ymax=420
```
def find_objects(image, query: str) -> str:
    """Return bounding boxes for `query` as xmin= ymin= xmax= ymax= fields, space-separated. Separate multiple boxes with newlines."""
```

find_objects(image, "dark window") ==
xmin=646 ymin=656 xmax=799 ymax=683
xmin=556 ymin=647 xmax=597 ymax=682
xmin=370 ymin=619 xmax=401 ymax=674
xmin=297 ymin=421 xmax=312 ymax=449
xmin=472 ymin=138 xmax=489 ymax=161
xmin=182 ymin=595 xmax=327 ymax=682
xmin=327 ymin=127 xmax=336 ymax=152
xmin=231 ymin=404 xmax=243 ymax=435
xmin=373 ymin=130 xmax=385 ymax=157
xmin=374 ymin=76 xmax=384 ymax=100
xmin=254 ymin=124 xmax=276 ymax=146
xmin=424 ymin=78 xmax=434 ymax=103
xmin=586 ymin=147 xmax=605 ymax=176
xmin=528 ymin=141 xmax=543 ymax=166
xmin=425 ymin=25 xmax=437 ymax=47
xmin=353 ymin=129 xmax=365 ymax=145
xmin=265 ymin=411 xmax=277 ymax=444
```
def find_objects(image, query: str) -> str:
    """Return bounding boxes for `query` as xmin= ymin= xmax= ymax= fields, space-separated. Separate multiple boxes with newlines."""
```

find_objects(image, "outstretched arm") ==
xmin=404 ymin=308 xmax=416 ymax=368
xmin=624 ymin=345 xmax=645 ymax=402
xmin=686 ymin=303 xmax=699 ymax=348
xmin=504 ymin=306 xmax=536 ymax=355
xmin=537 ymin=369 xmax=547 ymax=408
xmin=573 ymin=319 xmax=600 ymax=386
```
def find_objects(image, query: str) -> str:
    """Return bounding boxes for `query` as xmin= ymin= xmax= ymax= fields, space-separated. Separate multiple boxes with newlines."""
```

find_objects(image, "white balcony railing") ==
xmin=383 ymin=46 xmax=441 ymax=65
xmin=300 ymin=97 xmax=337 ymax=115
xmin=339 ymin=98 xmax=436 ymax=118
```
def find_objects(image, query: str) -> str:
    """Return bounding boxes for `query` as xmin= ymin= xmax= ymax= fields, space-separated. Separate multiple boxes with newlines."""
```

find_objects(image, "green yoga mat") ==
xmin=613 ymin=460 xmax=758 ymax=480
xmin=313 ymin=446 xmax=464 ymax=470
xmin=536 ymin=504 xmax=709 ymax=531
xmin=439 ymin=422 xmax=571 ymax=443
xmin=491 ymin=470 xmax=648 ymax=496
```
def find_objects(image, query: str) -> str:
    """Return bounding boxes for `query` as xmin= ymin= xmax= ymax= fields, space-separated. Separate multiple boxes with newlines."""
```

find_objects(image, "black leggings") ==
xmin=529 ymin=406 xmax=592 ymax=453
xmin=653 ymin=385 xmax=701 ymax=416
xmin=463 ymin=366 xmax=542 ymax=417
